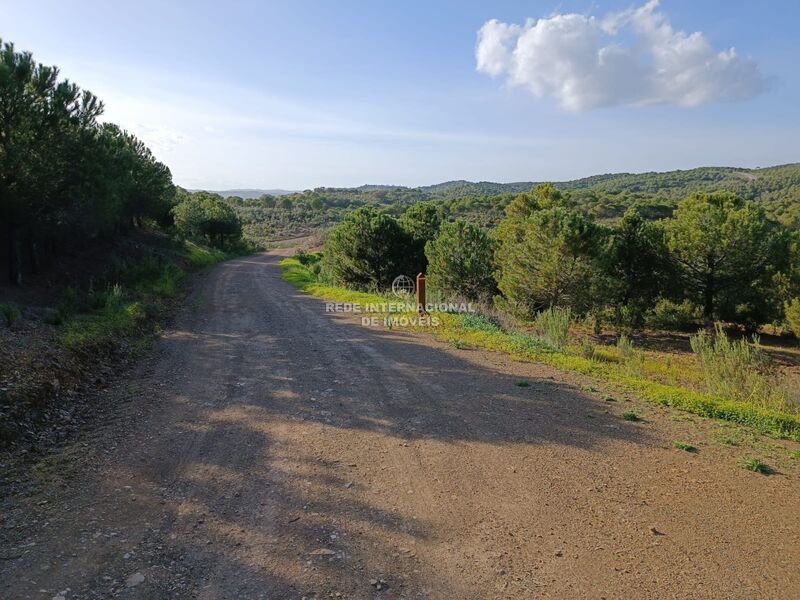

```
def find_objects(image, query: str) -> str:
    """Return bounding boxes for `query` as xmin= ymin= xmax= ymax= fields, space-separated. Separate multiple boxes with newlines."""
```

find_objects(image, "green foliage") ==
xmin=0 ymin=303 xmax=21 ymax=327
xmin=738 ymin=456 xmax=770 ymax=474
xmin=532 ymin=307 xmax=572 ymax=351
xmin=172 ymin=191 xmax=243 ymax=249
xmin=616 ymin=334 xmax=645 ymax=376
xmin=183 ymin=242 xmax=227 ymax=268
xmin=515 ymin=381 xmax=530 ymax=387
xmin=672 ymin=440 xmax=696 ymax=452
xmin=600 ymin=208 xmax=673 ymax=328
xmin=59 ymin=301 xmax=147 ymax=349
xmin=295 ymin=250 xmax=322 ymax=266
xmin=459 ymin=313 xmax=502 ymax=333
xmin=399 ymin=201 xmax=442 ymax=274
xmin=622 ymin=410 xmax=641 ymax=421
xmin=785 ymin=298 xmax=800 ymax=339
xmin=54 ymin=242 xmax=221 ymax=349
xmin=321 ymin=207 xmax=413 ymax=291
xmin=645 ymin=298 xmax=702 ymax=331
xmin=495 ymin=189 xmax=605 ymax=316
xmin=667 ymin=192 xmax=786 ymax=326
xmin=578 ymin=335 xmax=596 ymax=360
xmin=0 ymin=39 xmax=175 ymax=284
xmin=690 ymin=324 xmax=789 ymax=411
xmin=425 ymin=220 xmax=496 ymax=301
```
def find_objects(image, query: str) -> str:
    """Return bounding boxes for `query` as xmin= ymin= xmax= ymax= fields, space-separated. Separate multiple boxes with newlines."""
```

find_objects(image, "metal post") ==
xmin=416 ymin=273 xmax=426 ymax=314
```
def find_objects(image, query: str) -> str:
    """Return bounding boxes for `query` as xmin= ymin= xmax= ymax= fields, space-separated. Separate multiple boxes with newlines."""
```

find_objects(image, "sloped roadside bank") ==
xmin=0 ymin=234 xmax=231 ymax=472
xmin=279 ymin=255 xmax=800 ymax=442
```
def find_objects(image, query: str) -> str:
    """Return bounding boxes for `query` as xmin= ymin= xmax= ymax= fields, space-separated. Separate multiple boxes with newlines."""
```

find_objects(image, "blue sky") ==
xmin=2 ymin=0 xmax=798 ymax=190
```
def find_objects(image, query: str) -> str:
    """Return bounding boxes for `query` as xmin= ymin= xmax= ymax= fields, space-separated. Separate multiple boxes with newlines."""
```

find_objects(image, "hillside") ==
xmin=228 ymin=163 xmax=800 ymax=242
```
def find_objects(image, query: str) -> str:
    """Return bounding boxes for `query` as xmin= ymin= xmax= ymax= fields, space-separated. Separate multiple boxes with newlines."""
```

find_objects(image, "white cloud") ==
xmin=476 ymin=0 xmax=767 ymax=111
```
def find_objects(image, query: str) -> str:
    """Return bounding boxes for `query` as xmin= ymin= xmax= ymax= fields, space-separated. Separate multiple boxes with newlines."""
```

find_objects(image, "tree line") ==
xmin=0 ymin=39 xmax=249 ymax=284
xmin=319 ymin=184 xmax=800 ymax=334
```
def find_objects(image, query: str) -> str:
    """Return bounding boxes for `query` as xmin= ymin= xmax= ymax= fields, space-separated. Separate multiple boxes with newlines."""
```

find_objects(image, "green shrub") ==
xmin=459 ymin=313 xmax=502 ymax=333
xmin=739 ymin=456 xmax=770 ymax=474
xmin=690 ymin=324 xmax=789 ymax=411
xmin=672 ymin=440 xmax=696 ymax=452
xmin=57 ymin=286 xmax=78 ymax=318
xmin=295 ymin=250 xmax=322 ymax=266
xmin=425 ymin=220 xmax=496 ymax=302
xmin=786 ymin=298 xmax=800 ymax=340
xmin=43 ymin=309 xmax=63 ymax=325
xmin=578 ymin=335 xmax=596 ymax=360
xmin=645 ymin=298 xmax=702 ymax=331
xmin=1 ymin=302 xmax=21 ymax=327
xmin=89 ymin=283 xmax=125 ymax=310
xmin=321 ymin=207 xmax=413 ymax=291
xmin=506 ymin=331 xmax=553 ymax=354
xmin=617 ymin=334 xmax=645 ymax=376
xmin=145 ymin=263 xmax=184 ymax=297
xmin=59 ymin=301 xmax=147 ymax=349
xmin=533 ymin=307 xmax=571 ymax=351
xmin=184 ymin=242 xmax=227 ymax=268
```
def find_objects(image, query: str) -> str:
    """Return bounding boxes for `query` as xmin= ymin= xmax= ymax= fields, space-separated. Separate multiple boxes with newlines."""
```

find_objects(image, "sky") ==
xmin=2 ymin=0 xmax=798 ymax=190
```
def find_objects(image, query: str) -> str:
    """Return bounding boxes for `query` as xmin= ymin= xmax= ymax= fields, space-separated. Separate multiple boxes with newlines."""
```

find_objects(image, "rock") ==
xmin=554 ymin=550 xmax=563 ymax=557
xmin=126 ymin=572 xmax=145 ymax=587
xmin=310 ymin=548 xmax=336 ymax=556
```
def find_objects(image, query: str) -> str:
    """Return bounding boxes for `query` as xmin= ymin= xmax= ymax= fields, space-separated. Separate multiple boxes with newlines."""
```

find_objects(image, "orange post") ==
xmin=416 ymin=273 xmax=426 ymax=314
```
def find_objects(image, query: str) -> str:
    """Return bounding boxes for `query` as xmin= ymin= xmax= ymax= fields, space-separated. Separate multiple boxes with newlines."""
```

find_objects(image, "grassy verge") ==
xmin=58 ymin=241 xmax=229 ymax=350
xmin=280 ymin=256 xmax=800 ymax=441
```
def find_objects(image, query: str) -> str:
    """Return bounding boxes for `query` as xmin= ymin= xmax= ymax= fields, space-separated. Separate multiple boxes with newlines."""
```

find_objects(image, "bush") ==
xmin=578 ymin=335 xmax=596 ymax=360
xmin=494 ymin=200 xmax=604 ymax=317
xmin=321 ymin=207 xmax=413 ymax=291
xmin=57 ymin=286 xmax=78 ymax=318
xmin=295 ymin=250 xmax=322 ymax=266
xmin=786 ymin=298 xmax=800 ymax=340
xmin=533 ymin=307 xmax=571 ymax=351
xmin=172 ymin=191 xmax=243 ymax=249
xmin=425 ymin=220 xmax=496 ymax=302
xmin=617 ymin=334 xmax=645 ymax=376
xmin=0 ymin=302 xmax=21 ymax=327
xmin=690 ymin=324 xmax=789 ymax=411
xmin=645 ymin=298 xmax=702 ymax=331
xmin=459 ymin=313 xmax=502 ymax=333
xmin=43 ymin=309 xmax=64 ymax=325
xmin=89 ymin=283 xmax=125 ymax=310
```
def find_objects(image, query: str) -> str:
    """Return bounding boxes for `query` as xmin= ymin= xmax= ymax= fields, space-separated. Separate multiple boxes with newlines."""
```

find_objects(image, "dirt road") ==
xmin=2 ymin=252 xmax=799 ymax=599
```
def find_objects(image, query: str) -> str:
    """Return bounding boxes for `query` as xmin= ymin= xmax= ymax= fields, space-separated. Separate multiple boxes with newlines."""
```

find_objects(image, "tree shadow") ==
xmin=2 ymin=253 xmax=656 ymax=598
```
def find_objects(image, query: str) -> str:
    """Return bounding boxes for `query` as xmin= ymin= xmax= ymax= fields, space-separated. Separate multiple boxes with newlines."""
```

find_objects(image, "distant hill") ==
xmin=230 ymin=162 xmax=800 ymax=242
xmin=198 ymin=188 xmax=297 ymax=199
xmin=419 ymin=163 xmax=800 ymax=201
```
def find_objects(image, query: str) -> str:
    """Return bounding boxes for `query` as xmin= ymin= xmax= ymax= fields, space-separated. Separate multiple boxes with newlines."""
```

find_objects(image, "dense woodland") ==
xmin=316 ymin=185 xmax=800 ymax=336
xmin=0 ymin=40 xmax=250 ymax=285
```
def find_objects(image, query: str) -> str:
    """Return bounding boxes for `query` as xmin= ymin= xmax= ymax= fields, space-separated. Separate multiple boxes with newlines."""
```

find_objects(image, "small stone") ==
xmin=126 ymin=572 xmax=145 ymax=587
xmin=554 ymin=550 xmax=563 ymax=557
xmin=310 ymin=548 xmax=336 ymax=556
